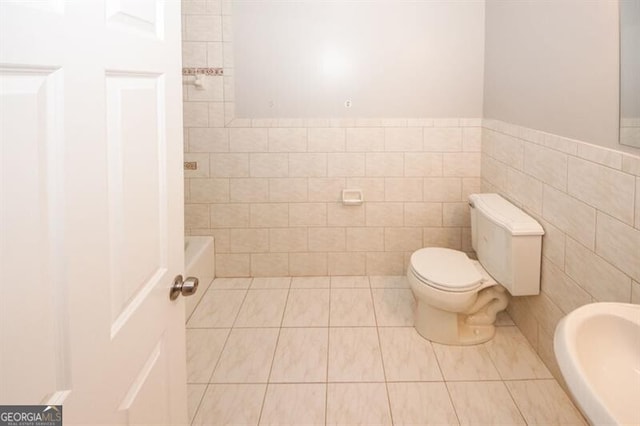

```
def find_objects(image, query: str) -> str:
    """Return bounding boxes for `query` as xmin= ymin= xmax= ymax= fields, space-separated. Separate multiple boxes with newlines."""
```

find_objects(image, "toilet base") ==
xmin=414 ymin=300 xmax=496 ymax=345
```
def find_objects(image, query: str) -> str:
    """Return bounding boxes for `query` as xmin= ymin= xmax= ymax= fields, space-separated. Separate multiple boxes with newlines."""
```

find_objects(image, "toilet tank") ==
xmin=469 ymin=193 xmax=544 ymax=296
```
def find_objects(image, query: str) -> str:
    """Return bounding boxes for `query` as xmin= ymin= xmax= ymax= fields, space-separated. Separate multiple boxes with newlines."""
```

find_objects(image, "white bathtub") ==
xmin=184 ymin=236 xmax=215 ymax=321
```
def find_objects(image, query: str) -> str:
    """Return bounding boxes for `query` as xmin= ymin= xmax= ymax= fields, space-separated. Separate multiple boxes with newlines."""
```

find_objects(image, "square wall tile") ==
xmin=385 ymin=178 xmax=424 ymax=201
xmin=366 ymin=153 xmax=404 ymax=177
xmin=424 ymin=127 xmax=463 ymax=152
xmin=289 ymin=253 xmax=329 ymax=276
xmin=346 ymin=127 xmax=385 ymax=152
xmin=524 ymin=143 xmax=568 ymax=191
xmin=308 ymin=128 xmax=346 ymax=152
xmin=564 ymin=237 xmax=631 ymax=302
xmin=568 ymin=157 xmax=635 ymax=225
xmin=251 ymin=253 xmax=289 ymax=277
xmin=328 ymin=252 xmax=367 ymax=276
xmin=385 ymin=127 xmax=423 ymax=152
xmin=595 ymin=212 xmax=640 ymax=282
xmin=404 ymin=153 xmax=443 ymax=177
xmin=543 ymin=185 xmax=596 ymax=250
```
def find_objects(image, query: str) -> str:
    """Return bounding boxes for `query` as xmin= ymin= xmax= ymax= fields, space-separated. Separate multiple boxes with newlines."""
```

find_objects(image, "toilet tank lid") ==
xmin=469 ymin=193 xmax=544 ymax=236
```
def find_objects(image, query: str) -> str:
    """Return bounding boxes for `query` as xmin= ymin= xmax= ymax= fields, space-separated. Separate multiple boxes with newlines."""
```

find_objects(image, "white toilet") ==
xmin=407 ymin=193 xmax=544 ymax=345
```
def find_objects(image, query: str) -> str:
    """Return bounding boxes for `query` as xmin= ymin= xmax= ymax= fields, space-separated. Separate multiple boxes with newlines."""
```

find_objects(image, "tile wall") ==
xmin=182 ymin=0 xmax=482 ymax=277
xmin=181 ymin=0 xmax=640 ymax=387
xmin=481 ymin=119 xmax=640 ymax=382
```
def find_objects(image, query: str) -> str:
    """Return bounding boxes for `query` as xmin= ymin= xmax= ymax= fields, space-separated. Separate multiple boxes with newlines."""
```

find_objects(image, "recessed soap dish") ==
xmin=342 ymin=189 xmax=364 ymax=206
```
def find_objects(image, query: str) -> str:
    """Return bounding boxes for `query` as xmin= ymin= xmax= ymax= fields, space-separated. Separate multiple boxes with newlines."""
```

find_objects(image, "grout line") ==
xmin=187 ymin=383 xmax=209 ymax=426
xmin=367 ymin=276 xmax=395 ymax=425
xmin=201 ymin=279 xmax=252 ymax=383
xmin=325 ymin=278 xmax=332 ymax=424
xmin=257 ymin=284 xmax=292 ymax=424
xmin=186 ymin=275 xmax=583 ymax=424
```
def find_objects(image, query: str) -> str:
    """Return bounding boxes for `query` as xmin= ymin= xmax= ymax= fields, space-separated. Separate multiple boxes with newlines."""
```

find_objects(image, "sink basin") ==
xmin=554 ymin=302 xmax=640 ymax=425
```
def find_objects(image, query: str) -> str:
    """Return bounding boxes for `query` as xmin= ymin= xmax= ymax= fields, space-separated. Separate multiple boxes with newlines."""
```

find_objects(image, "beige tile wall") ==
xmin=182 ymin=0 xmax=640 ymax=385
xmin=182 ymin=0 xmax=481 ymax=277
xmin=482 ymin=119 xmax=640 ymax=383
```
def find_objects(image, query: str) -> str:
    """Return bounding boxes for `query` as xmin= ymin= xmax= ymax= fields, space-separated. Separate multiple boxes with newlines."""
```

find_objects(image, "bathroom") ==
xmin=0 ymin=0 xmax=638 ymax=424
xmin=182 ymin=0 xmax=640 ymax=424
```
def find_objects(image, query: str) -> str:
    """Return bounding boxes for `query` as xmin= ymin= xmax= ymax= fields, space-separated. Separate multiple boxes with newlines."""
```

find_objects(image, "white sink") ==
xmin=554 ymin=302 xmax=640 ymax=425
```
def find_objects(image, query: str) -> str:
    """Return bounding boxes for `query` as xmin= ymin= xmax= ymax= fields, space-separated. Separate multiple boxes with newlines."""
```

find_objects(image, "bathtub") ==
xmin=184 ymin=236 xmax=215 ymax=321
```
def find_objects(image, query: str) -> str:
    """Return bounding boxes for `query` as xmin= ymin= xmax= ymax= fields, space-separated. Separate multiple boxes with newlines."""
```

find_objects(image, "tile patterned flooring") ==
xmin=186 ymin=276 xmax=585 ymax=425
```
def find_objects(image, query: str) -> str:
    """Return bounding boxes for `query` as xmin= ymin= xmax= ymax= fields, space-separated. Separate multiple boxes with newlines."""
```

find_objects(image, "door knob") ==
xmin=170 ymin=275 xmax=199 ymax=300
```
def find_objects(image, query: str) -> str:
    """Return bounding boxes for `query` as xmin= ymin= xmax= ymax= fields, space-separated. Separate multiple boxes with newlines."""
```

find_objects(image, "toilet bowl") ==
xmin=408 ymin=247 xmax=508 ymax=345
xmin=408 ymin=193 xmax=544 ymax=345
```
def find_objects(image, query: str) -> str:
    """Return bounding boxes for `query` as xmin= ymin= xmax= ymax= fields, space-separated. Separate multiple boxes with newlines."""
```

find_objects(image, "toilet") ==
xmin=408 ymin=193 xmax=544 ymax=345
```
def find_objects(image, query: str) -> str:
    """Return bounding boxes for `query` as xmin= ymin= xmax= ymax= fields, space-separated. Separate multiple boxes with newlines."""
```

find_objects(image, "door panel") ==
xmin=0 ymin=1 xmax=186 ymax=423
xmin=0 ymin=66 xmax=67 ymax=405
xmin=106 ymin=74 xmax=168 ymax=328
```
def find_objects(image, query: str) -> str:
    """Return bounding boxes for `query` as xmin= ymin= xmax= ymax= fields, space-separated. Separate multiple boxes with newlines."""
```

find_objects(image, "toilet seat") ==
xmin=410 ymin=248 xmax=483 ymax=292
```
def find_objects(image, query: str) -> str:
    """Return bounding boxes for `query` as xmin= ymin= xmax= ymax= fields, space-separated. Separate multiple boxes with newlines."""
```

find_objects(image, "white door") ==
xmin=0 ymin=1 xmax=187 ymax=424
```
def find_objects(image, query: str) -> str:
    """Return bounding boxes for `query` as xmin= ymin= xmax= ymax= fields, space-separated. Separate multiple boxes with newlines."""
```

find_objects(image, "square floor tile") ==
xmin=387 ymin=382 xmax=459 ymax=425
xmin=370 ymin=275 xmax=410 ymax=288
xmin=291 ymin=276 xmax=330 ymax=288
xmin=432 ymin=342 xmax=501 ymax=381
xmin=260 ymin=384 xmax=325 ymax=425
xmin=186 ymin=328 xmax=229 ymax=383
xmin=187 ymin=384 xmax=207 ymax=424
xmin=251 ymin=276 xmax=291 ymax=289
xmin=330 ymin=288 xmax=376 ymax=326
xmin=378 ymin=327 xmax=442 ymax=381
xmin=372 ymin=289 xmax=415 ymax=326
xmin=234 ymin=289 xmax=288 ymax=327
xmin=282 ymin=289 xmax=329 ymax=327
xmin=328 ymin=327 xmax=385 ymax=382
xmin=211 ymin=328 xmax=279 ymax=383
xmin=485 ymin=326 xmax=552 ymax=380
xmin=447 ymin=381 xmax=525 ymax=425
xmin=270 ymin=328 xmax=328 ymax=383
xmin=506 ymin=380 xmax=587 ymax=425
xmin=188 ymin=289 xmax=247 ymax=328
xmin=326 ymin=383 xmax=392 ymax=425
xmin=331 ymin=275 xmax=370 ymax=288
xmin=192 ymin=384 xmax=265 ymax=426
xmin=211 ymin=277 xmax=253 ymax=290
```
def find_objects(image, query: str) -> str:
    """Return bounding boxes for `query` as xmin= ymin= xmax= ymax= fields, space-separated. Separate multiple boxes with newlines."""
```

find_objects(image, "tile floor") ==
xmin=185 ymin=276 xmax=586 ymax=425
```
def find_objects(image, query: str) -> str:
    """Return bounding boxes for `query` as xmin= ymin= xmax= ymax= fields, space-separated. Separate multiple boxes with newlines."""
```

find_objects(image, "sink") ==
xmin=554 ymin=302 xmax=640 ymax=425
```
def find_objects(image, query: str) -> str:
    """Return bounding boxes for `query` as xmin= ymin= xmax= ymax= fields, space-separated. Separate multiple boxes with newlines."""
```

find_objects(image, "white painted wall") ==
xmin=483 ymin=0 xmax=620 ymax=149
xmin=232 ymin=1 xmax=485 ymax=118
